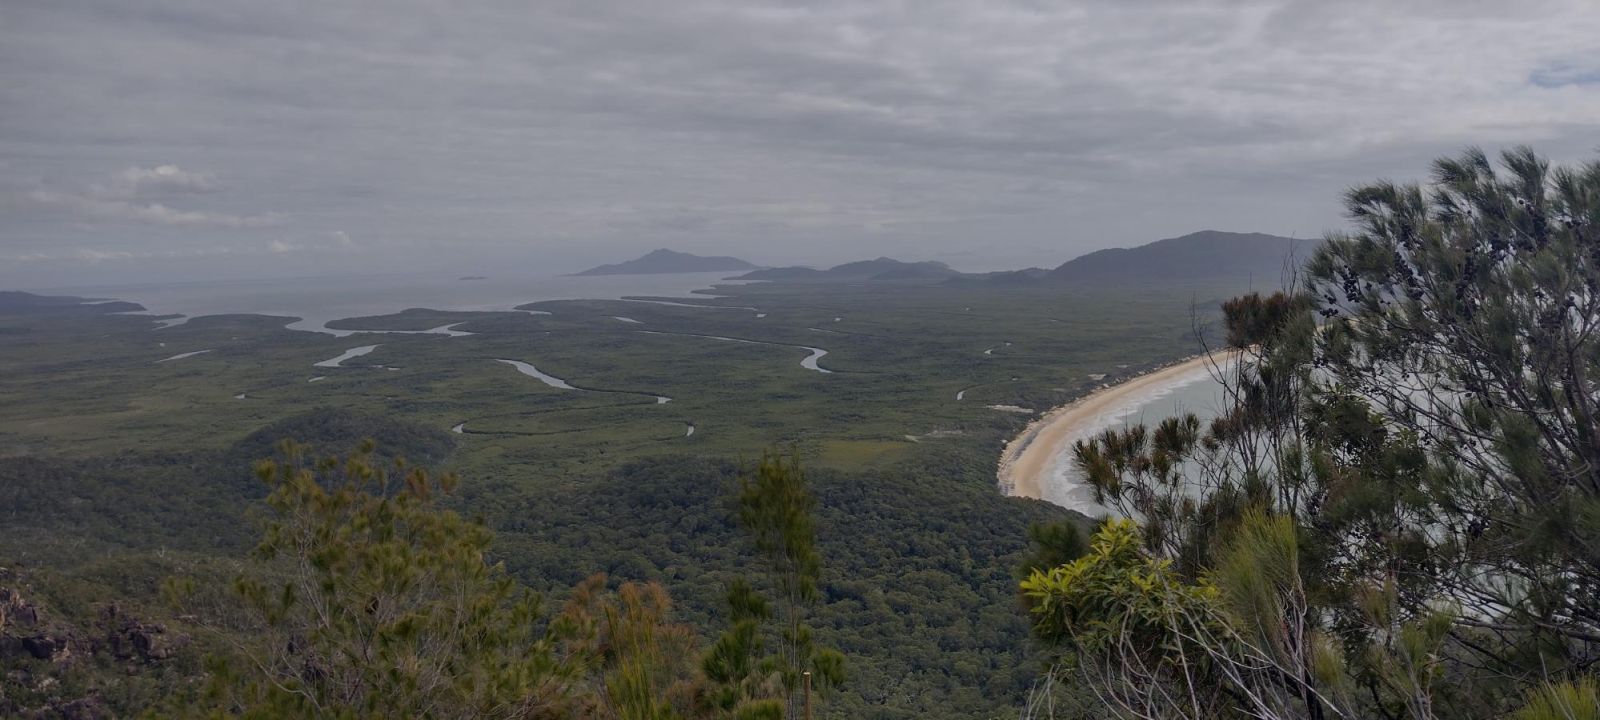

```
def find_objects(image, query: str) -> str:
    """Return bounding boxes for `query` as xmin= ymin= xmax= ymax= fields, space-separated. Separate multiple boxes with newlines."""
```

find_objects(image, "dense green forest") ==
xmin=0 ymin=410 xmax=1070 ymax=717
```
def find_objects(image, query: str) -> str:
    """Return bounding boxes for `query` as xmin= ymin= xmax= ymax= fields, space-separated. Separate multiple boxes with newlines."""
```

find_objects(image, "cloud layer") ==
xmin=28 ymin=164 xmax=276 ymax=229
xmin=2 ymin=0 xmax=1598 ymax=285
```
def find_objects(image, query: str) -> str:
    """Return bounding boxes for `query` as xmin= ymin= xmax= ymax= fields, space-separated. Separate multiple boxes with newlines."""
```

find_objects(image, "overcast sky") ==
xmin=3 ymin=0 xmax=1598 ymax=287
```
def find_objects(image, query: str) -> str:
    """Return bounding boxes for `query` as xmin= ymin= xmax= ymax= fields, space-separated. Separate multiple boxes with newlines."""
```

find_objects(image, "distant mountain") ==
xmin=735 ymin=257 xmax=960 ymax=282
xmin=0 ymin=291 xmax=143 ymax=313
xmin=573 ymin=249 xmax=758 ymax=276
xmin=731 ymin=231 xmax=1311 ymax=287
xmin=1047 ymin=231 xmax=1313 ymax=286
xmin=0 ymin=291 xmax=80 ymax=309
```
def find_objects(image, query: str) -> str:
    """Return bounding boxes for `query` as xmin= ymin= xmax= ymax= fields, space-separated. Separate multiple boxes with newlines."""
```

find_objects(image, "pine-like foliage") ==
xmin=174 ymin=440 xmax=579 ymax=718
xmin=171 ymin=441 xmax=718 ymax=719
xmin=1027 ymin=147 xmax=1600 ymax=719
xmin=731 ymin=452 xmax=844 ymax=719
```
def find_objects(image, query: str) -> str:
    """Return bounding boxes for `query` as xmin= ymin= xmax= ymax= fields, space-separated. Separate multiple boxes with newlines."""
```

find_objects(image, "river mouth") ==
xmin=60 ymin=271 xmax=747 ymax=336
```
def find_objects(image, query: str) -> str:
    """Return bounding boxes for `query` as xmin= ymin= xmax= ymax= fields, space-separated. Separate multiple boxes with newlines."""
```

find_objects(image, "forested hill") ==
xmin=572 ymin=249 xmax=759 ymax=276
xmin=1047 ymin=230 xmax=1313 ymax=286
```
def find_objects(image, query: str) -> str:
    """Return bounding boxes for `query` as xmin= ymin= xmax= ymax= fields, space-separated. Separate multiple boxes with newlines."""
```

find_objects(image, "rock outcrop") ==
xmin=1 ymin=569 xmax=188 ymax=718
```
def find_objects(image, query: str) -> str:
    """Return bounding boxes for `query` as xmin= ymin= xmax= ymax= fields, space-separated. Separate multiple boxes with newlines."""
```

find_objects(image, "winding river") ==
xmin=497 ymin=358 xmax=672 ymax=403
xmin=496 ymin=359 xmax=575 ymax=388
xmin=314 ymin=344 xmax=380 ymax=368
xmin=156 ymin=349 xmax=213 ymax=363
xmin=620 ymin=299 xmax=761 ymax=313
xmin=638 ymin=330 xmax=832 ymax=374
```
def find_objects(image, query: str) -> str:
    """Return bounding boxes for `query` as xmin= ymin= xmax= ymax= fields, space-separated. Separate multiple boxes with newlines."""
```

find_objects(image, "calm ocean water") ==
xmin=39 ymin=271 xmax=748 ymax=333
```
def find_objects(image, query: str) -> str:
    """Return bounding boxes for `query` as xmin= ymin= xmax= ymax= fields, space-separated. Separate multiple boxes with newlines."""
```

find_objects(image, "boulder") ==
xmin=99 ymin=603 xmax=185 ymax=662
xmin=0 ymin=586 xmax=41 ymax=630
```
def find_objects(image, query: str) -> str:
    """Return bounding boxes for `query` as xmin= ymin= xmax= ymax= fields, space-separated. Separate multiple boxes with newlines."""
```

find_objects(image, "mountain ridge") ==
xmin=734 ymin=230 xmax=1312 ymax=286
xmin=1045 ymin=230 xmax=1312 ymax=285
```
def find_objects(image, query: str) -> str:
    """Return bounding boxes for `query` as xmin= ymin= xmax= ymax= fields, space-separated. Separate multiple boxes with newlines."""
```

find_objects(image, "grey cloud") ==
xmin=2 ymin=0 xmax=1598 ymax=286
xmin=30 ymin=190 xmax=277 ymax=228
xmin=26 ymin=164 xmax=279 ymax=229
xmin=101 ymin=165 xmax=220 ymax=198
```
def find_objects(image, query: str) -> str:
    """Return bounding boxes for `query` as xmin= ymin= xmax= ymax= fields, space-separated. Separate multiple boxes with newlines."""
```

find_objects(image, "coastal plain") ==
xmin=1 ymin=280 xmax=1238 ymax=476
xmin=0 ymin=275 xmax=1250 ymax=718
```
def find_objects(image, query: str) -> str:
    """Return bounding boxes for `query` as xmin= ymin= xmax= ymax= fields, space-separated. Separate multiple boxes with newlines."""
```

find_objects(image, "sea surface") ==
xmin=1042 ymin=360 xmax=1233 ymax=514
xmin=36 ymin=270 xmax=747 ymax=334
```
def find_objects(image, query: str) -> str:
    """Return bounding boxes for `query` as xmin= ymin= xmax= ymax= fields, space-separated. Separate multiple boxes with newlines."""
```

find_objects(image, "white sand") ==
xmin=997 ymin=352 xmax=1234 ymax=501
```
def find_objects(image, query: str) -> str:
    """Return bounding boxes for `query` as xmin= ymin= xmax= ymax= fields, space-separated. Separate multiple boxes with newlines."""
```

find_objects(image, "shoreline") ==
xmin=996 ymin=350 xmax=1236 ymax=504
xmin=40 ymin=271 xmax=742 ymax=336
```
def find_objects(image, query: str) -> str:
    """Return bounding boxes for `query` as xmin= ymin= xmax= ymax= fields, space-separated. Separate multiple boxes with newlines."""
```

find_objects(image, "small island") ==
xmin=572 ymin=248 xmax=759 ymax=276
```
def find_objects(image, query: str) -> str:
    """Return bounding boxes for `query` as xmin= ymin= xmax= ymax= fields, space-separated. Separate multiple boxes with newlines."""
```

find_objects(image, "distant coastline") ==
xmin=27 ymin=271 xmax=742 ymax=337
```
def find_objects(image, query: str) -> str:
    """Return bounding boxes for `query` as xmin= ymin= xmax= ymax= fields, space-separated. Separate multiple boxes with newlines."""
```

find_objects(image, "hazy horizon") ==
xmin=0 ymin=228 xmax=1263 ymax=293
xmin=4 ymin=0 xmax=1599 ymax=288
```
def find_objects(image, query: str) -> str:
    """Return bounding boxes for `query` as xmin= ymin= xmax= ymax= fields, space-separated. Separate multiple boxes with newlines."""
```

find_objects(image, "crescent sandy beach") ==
xmin=997 ymin=351 xmax=1238 ymax=503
